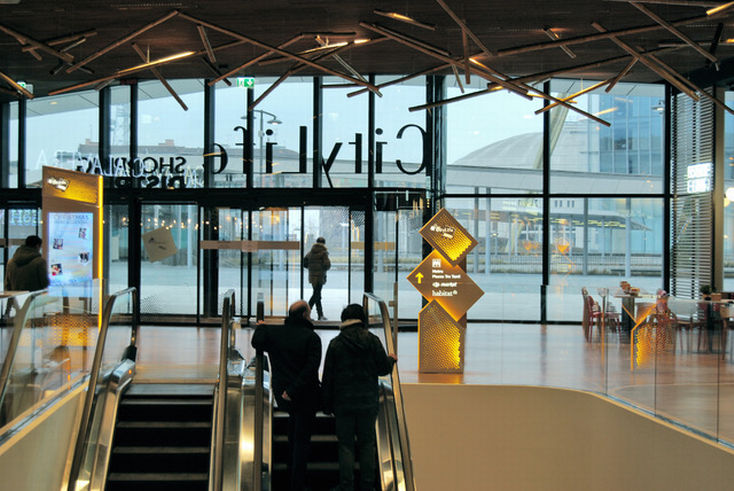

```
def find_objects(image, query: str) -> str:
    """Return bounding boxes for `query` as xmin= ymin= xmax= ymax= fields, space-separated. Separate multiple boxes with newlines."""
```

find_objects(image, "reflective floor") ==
xmin=133 ymin=323 xmax=734 ymax=445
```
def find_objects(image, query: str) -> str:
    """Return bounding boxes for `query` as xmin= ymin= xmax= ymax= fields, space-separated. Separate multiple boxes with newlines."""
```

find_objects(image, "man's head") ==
xmin=25 ymin=235 xmax=42 ymax=250
xmin=340 ymin=304 xmax=366 ymax=325
xmin=316 ymin=237 xmax=325 ymax=244
xmin=288 ymin=300 xmax=311 ymax=321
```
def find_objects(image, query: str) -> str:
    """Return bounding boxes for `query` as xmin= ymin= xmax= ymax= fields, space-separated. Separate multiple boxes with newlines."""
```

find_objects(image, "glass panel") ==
xmin=138 ymin=80 xmax=204 ymax=189
xmin=108 ymin=205 xmax=128 ymax=294
xmin=8 ymin=208 xmax=41 ymax=259
xmin=217 ymin=208 xmax=245 ymax=316
xmin=303 ymin=207 xmax=348 ymax=320
xmin=444 ymin=197 xmax=542 ymax=321
xmin=374 ymin=207 xmax=397 ymax=308
xmin=397 ymin=207 xmax=424 ymax=319
xmin=26 ymin=91 xmax=99 ymax=187
xmin=110 ymin=85 xmax=131 ymax=175
xmin=549 ymin=198 xmax=663 ymax=322
xmin=251 ymin=208 xmax=301 ymax=317
xmin=349 ymin=210 xmax=365 ymax=305
xmin=723 ymin=91 xmax=734 ymax=292
xmin=0 ymin=209 xmax=4 ymax=285
xmin=9 ymin=102 xmax=18 ymax=188
xmin=322 ymin=77 xmax=368 ymax=188
xmin=446 ymin=79 xmax=544 ymax=193
xmin=0 ymin=287 xmax=100 ymax=429
xmin=550 ymin=80 xmax=664 ymax=193
xmin=140 ymin=204 xmax=198 ymax=315
xmin=215 ymin=77 xmax=313 ymax=188
xmin=374 ymin=76 xmax=427 ymax=188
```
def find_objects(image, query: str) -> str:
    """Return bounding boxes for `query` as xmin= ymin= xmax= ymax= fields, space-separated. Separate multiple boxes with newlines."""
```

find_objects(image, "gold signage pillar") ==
xmin=408 ymin=208 xmax=483 ymax=373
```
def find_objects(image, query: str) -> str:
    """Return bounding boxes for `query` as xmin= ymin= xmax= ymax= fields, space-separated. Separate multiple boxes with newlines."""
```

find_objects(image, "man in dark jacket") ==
xmin=322 ymin=304 xmax=397 ymax=491
xmin=251 ymin=300 xmax=322 ymax=491
xmin=303 ymin=237 xmax=330 ymax=320
xmin=4 ymin=235 xmax=49 ymax=292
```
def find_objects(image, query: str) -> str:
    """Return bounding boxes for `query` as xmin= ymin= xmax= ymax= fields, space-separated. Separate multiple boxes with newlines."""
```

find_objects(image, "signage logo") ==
xmin=47 ymin=176 xmax=70 ymax=191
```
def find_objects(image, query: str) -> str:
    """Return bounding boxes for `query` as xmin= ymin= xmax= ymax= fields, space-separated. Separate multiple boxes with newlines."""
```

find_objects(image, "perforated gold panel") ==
xmin=418 ymin=300 xmax=465 ymax=373
xmin=48 ymin=313 xmax=98 ymax=347
xmin=419 ymin=208 xmax=478 ymax=266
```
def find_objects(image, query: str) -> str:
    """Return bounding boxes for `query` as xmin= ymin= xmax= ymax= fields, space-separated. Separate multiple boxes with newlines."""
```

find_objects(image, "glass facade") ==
xmin=0 ymin=75 xmax=708 ymax=324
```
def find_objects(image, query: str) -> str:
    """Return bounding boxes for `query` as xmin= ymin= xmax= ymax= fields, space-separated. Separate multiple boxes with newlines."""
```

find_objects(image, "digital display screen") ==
xmin=47 ymin=212 xmax=94 ymax=296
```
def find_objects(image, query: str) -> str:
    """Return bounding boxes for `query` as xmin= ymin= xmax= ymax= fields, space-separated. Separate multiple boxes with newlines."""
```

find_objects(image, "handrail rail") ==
xmin=0 ymin=289 xmax=50 ymax=413
xmin=212 ymin=289 xmax=235 ymax=490
xmin=364 ymin=292 xmax=416 ymax=491
xmin=67 ymin=287 xmax=138 ymax=491
xmin=253 ymin=299 xmax=266 ymax=491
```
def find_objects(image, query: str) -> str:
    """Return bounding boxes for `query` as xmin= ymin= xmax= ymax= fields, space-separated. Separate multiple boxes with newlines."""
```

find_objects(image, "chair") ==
xmin=581 ymin=288 xmax=619 ymax=341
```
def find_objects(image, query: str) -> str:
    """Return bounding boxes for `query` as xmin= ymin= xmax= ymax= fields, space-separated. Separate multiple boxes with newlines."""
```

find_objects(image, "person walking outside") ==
xmin=4 ymin=235 xmax=49 ymax=292
xmin=303 ymin=236 xmax=330 ymax=321
xmin=321 ymin=304 xmax=397 ymax=491
xmin=251 ymin=300 xmax=322 ymax=491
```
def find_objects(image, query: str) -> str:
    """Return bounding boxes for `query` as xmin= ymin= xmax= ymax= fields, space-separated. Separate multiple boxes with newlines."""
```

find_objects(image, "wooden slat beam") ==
xmin=347 ymin=63 xmax=451 ymax=98
xmin=0 ymin=22 xmax=74 ymax=62
xmin=132 ymin=43 xmax=188 ymax=111
xmin=606 ymin=58 xmax=637 ymax=92
xmin=434 ymin=0 xmax=496 ymax=56
xmin=544 ymin=27 xmax=577 ymax=59
xmin=0 ymin=70 xmax=34 ymax=98
xmin=535 ymin=79 xmax=611 ymax=114
xmin=197 ymin=24 xmax=217 ymax=64
xmin=177 ymin=12 xmax=380 ymax=94
xmin=66 ymin=10 xmax=180 ymax=73
xmin=629 ymin=1 xmax=717 ymax=62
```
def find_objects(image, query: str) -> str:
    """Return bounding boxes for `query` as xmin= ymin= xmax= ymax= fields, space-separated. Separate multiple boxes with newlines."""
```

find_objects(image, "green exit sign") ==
xmin=236 ymin=77 xmax=255 ymax=88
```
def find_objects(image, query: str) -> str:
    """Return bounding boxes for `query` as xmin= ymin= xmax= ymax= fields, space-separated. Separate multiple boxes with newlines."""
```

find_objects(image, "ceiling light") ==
xmin=373 ymin=9 xmax=436 ymax=31
xmin=354 ymin=38 xmax=370 ymax=44
xmin=707 ymin=1 xmax=734 ymax=15
xmin=594 ymin=107 xmax=619 ymax=116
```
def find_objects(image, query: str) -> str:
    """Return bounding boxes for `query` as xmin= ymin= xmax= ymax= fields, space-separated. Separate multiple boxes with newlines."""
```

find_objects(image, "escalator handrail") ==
xmin=212 ymin=289 xmax=236 ymax=490
xmin=67 ymin=286 xmax=139 ymax=491
xmin=363 ymin=292 xmax=416 ymax=491
xmin=0 ymin=289 xmax=49 ymax=414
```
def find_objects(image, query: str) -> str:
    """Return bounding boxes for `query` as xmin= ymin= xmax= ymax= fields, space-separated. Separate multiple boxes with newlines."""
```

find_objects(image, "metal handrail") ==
xmin=364 ymin=292 xmax=416 ymax=491
xmin=0 ymin=289 xmax=50 ymax=413
xmin=253 ymin=299 xmax=266 ymax=491
xmin=67 ymin=287 xmax=139 ymax=491
xmin=212 ymin=289 xmax=236 ymax=490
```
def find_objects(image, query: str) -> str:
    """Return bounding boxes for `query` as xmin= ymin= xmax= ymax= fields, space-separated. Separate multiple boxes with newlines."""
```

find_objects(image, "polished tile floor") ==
xmin=133 ymin=322 xmax=734 ymax=445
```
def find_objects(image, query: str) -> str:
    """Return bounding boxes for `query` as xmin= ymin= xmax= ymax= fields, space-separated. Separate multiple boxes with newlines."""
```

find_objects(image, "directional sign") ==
xmin=419 ymin=208 xmax=478 ymax=266
xmin=418 ymin=300 xmax=464 ymax=373
xmin=407 ymin=250 xmax=484 ymax=321
xmin=236 ymin=76 xmax=255 ymax=88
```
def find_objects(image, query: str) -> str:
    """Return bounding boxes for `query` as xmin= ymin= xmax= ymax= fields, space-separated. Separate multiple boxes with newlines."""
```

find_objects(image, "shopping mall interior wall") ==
xmin=0 ymin=386 xmax=83 ymax=490
xmin=402 ymin=384 xmax=734 ymax=490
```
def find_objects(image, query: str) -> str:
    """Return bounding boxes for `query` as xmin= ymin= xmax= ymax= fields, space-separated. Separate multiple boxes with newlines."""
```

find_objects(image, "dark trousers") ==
xmin=287 ymin=407 xmax=315 ymax=490
xmin=334 ymin=408 xmax=378 ymax=491
xmin=308 ymin=282 xmax=324 ymax=318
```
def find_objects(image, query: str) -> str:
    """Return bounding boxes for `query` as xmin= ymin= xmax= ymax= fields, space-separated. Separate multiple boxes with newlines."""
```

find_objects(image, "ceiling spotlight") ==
xmin=707 ymin=1 xmax=734 ymax=16
xmin=373 ymin=9 xmax=436 ymax=31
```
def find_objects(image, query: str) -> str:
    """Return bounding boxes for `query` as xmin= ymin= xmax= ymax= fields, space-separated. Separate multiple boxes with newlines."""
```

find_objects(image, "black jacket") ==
xmin=251 ymin=316 xmax=322 ymax=411
xmin=303 ymin=243 xmax=330 ymax=286
xmin=4 ymin=245 xmax=49 ymax=291
xmin=322 ymin=320 xmax=395 ymax=414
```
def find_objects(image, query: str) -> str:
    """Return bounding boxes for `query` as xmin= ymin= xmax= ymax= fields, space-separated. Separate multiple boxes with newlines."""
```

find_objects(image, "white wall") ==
xmin=402 ymin=384 xmax=734 ymax=491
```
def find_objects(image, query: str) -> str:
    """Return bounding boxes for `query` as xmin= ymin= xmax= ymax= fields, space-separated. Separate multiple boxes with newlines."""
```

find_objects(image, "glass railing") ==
xmin=545 ymin=286 xmax=734 ymax=446
xmin=67 ymin=287 xmax=137 ymax=491
xmin=364 ymin=292 xmax=416 ymax=491
xmin=0 ymin=282 xmax=104 ymax=436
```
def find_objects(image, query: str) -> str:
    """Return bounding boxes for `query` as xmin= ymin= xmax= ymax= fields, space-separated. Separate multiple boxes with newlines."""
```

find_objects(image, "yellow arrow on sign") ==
xmin=416 ymin=272 xmax=424 ymax=284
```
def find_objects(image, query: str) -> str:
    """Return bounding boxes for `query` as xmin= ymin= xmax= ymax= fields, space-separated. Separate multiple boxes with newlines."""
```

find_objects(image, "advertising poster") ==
xmin=47 ymin=212 xmax=94 ymax=295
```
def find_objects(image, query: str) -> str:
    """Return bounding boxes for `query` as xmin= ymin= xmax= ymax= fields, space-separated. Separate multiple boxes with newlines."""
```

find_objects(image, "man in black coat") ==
xmin=252 ymin=300 xmax=322 ymax=490
xmin=322 ymin=304 xmax=397 ymax=491
xmin=303 ymin=237 xmax=330 ymax=320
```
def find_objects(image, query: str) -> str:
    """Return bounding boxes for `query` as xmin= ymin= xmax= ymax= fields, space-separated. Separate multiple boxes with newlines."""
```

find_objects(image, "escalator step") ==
xmin=118 ymin=398 xmax=212 ymax=422
xmin=113 ymin=446 xmax=210 ymax=454
xmin=107 ymin=472 xmax=208 ymax=481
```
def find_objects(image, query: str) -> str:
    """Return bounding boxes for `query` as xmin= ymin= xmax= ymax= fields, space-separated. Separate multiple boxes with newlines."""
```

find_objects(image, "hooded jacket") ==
xmin=321 ymin=319 xmax=395 ymax=414
xmin=251 ymin=314 xmax=322 ymax=411
xmin=4 ymin=245 xmax=49 ymax=292
xmin=303 ymin=242 xmax=331 ymax=285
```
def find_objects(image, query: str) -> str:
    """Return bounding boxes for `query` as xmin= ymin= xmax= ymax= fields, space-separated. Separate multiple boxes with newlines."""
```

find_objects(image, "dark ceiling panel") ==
xmin=0 ymin=0 xmax=733 ymax=101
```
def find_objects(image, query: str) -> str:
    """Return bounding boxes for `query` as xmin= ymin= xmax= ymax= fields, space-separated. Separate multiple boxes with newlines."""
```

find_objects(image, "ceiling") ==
xmin=1 ymin=0 xmax=734 ymax=102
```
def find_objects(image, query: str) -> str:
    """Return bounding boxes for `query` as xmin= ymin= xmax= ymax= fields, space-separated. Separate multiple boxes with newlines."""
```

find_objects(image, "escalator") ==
xmin=246 ymin=292 xmax=415 ymax=491
xmin=106 ymin=383 xmax=213 ymax=490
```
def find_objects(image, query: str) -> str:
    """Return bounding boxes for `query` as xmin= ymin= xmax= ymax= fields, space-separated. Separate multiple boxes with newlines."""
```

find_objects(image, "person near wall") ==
xmin=4 ymin=235 xmax=49 ymax=292
xmin=303 ymin=236 xmax=331 ymax=321
xmin=251 ymin=299 xmax=322 ymax=491
xmin=322 ymin=304 xmax=397 ymax=491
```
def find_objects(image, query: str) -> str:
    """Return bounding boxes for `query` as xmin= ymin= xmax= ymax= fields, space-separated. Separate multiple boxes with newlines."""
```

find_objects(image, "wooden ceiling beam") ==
xmin=629 ymin=1 xmax=718 ymax=61
xmin=606 ymin=58 xmax=638 ymax=91
xmin=347 ymin=63 xmax=451 ymax=98
xmin=434 ymin=0 xmax=496 ymax=56
xmin=197 ymin=25 xmax=217 ymax=64
xmin=0 ymin=70 xmax=34 ymax=98
xmin=177 ymin=12 xmax=380 ymax=94
xmin=535 ymin=79 xmax=611 ymax=114
xmin=0 ymin=22 xmax=74 ymax=63
xmin=66 ymin=10 xmax=180 ymax=74
xmin=131 ymin=42 xmax=188 ymax=111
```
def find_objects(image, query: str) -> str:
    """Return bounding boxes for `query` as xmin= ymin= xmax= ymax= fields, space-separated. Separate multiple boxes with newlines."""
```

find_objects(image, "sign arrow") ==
xmin=407 ymin=250 xmax=484 ymax=321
